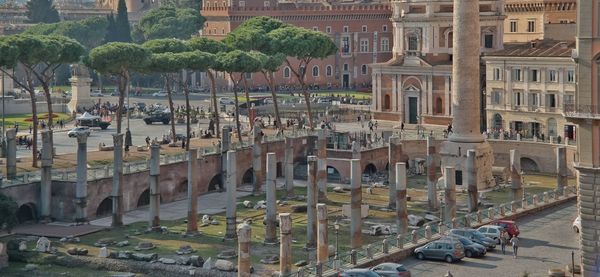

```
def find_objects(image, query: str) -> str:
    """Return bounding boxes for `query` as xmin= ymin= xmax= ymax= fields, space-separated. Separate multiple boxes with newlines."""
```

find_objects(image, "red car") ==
xmin=493 ymin=220 xmax=520 ymax=237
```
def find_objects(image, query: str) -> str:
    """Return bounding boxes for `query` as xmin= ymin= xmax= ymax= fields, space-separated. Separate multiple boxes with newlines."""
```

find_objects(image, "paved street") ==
xmin=399 ymin=201 xmax=580 ymax=276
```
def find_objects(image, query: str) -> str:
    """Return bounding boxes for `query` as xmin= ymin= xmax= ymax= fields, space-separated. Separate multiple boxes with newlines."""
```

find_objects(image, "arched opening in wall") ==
xmin=242 ymin=168 xmax=254 ymax=185
xmin=137 ymin=189 xmax=150 ymax=207
xmin=363 ymin=163 xmax=377 ymax=176
xmin=493 ymin=113 xmax=503 ymax=130
xmin=17 ymin=203 xmax=37 ymax=223
xmin=520 ymin=157 xmax=540 ymax=173
xmin=293 ymin=158 xmax=308 ymax=180
xmin=327 ymin=166 xmax=341 ymax=182
xmin=385 ymin=162 xmax=389 ymax=171
xmin=435 ymin=97 xmax=443 ymax=114
xmin=383 ymin=94 xmax=391 ymax=110
xmin=276 ymin=162 xmax=283 ymax=177
xmin=174 ymin=179 xmax=187 ymax=199
xmin=96 ymin=197 xmax=112 ymax=218
xmin=208 ymin=174 xmax=223 ymax=191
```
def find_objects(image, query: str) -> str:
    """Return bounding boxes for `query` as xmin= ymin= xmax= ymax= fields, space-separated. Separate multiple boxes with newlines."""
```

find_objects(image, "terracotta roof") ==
xmin=486 ymin=40 xmax=575 ymax=57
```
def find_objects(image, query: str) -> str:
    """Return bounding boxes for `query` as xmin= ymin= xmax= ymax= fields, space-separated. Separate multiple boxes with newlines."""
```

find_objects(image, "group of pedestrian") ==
xmin=499 ymin=230 xmax=520 ymax=258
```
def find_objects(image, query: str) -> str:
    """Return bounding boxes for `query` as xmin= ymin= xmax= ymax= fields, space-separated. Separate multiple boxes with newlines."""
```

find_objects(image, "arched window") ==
xmin=283 ymin=67 xmax=290 ymax=78
xmin=300 ymin=66 xmax=306 ymax=76
xmin=312 ymin=66 xmax=319 ymax=77
xmin=361 ymin=65 xmax=368 ymax=75
xmin=326 ymin=65 xmax=333 ymax=76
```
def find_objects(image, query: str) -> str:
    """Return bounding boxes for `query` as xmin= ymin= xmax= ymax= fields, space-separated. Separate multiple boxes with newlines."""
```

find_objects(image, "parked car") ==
xmin=219 ymin=97 xmax=235 ymax=105
xmin=143 ymin=112 xmax=170 ymax=125
xmin=448 ymin=235 xmax=487 ymax=258
xmin=477 ymin=225 xmax=504 ymax=244
xmin=370 ymin=262 xmax=411 ymax=277
xmin=90 ymin=90 xmax=103 ymax=97
xmin=67 ymin=127 xmax=91 ymax=138
xmin=448 ymin=229 xmax=496 ymax=249
xmin=492 ymin=220 xmax=520 ymax=237
xmin=152 ymin=91 xmax=168 ymax=97
xmin=338 ymin=268 xmax=381 ymax=277
xmin=573 ymin=215 xmax=581 ymax=233
xmin=414 ymin=237 xmax=465 ymax=263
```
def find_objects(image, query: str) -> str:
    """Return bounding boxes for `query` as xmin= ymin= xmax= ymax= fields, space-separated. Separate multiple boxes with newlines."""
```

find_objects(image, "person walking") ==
xmin=510 ymin=235 xmax=519 ymax=258
xmin=500 ymin=230 xmax=509 ymax=254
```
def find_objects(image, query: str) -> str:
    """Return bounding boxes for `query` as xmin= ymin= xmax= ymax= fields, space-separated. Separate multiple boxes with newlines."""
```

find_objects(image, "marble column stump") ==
xmin=306 ymin=156 xmax=318 ymax=249
xmin=225 ymin=150 xmax=238 ymax=240
xmin=284 ymin=137 xmax=295 ymax=198
xmin=350 ymin=159 xmax=363 ymax=249
xmin=317 ymin=203 xmax=329 ymax=264
xmin=427 ymin=136 xmax=439 ymax=211
xmin=74 ymin=132 xmax=89 ymax=223
xmin=466 ymin=149 xmax=478 ymax=212
xmin=443 ymin=167 xmax=456 ymax=226
xmin=396 ymin=162 xmax=409 ymax=235
xmin=388 ymin=136 xmax=401 ymax=209
xmin=264 ymin=152 xmax=278 ymax=245
xmin=252 ymin=126 xmax=263 ymax=196
xmin=5 ymin=128 xmax=16 ymax=179
xmin=237 ymin=223 xmax=252 ymax=277
xmin=148 ymin=144 xmax=160 ymax=230
xmin=111 ymin=133 xmax=124 ymax=227
xmin=40 ymin=130 xmax=53 ymax=222
xmin=317 ymin=130 xmax=328 ymax=202
xmin=279 ymin=213 xmax=292 ymax=275
xmin=510 ymin=149 xmax=524 ymax=201
xmin=186 ymin=149 xmax=199 ymax=234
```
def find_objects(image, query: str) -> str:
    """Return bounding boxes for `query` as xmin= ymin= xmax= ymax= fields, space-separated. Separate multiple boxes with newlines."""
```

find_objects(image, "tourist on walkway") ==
xmin=500 ymin=230 xmax=509 ymax=254
xmin=510 ymin=235 xmax=519 ymax=258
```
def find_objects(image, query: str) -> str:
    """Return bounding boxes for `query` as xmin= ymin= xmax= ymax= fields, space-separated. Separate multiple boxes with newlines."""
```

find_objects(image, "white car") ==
xmin=152 ymin=91 xmax=168 ymax=97
xmin=67 ymin=127 xmax=91 ymax=138
xmin=477 ymin=225 xmax=504 ymax=244
xmin=219 ymin=97 xmax=235 ymax=105
xmin=573 ymin=215 xmax=581 ymax=233
xmin=90 ymin=90 xmax=103 ymax=97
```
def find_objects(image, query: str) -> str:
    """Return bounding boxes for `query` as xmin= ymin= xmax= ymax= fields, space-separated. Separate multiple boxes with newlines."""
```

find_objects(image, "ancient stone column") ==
xmin=221 ymin=126 xmax=231 ymax=191
xmin=237 ymin=222 xmax=252 ymax=277
xmin=74 ymin=132 xmax=89 ymax=223
xmin=427 ymin=135 xmax=439 ymax=211
xmin=225 ymin=150 xmax=237 ymax=240
xmin=279 ymin=213 xmax=292 ymax=276
xmin=111 ymin=133 xmax=124 ymax=227
xmin=40 ymin=130 xmax=53 ymax=221
xmin=265 ymin=152 xmax=278 ymax=244
xmin=510 ymin=149 xmax=524 ymax=201
xmin=317 ymin=203 xmax=329 ymax=263
xmin=466 ymin=149 xmax=478 ymax=212
xmin=443 ymin=166 xmax=456 ymax=226
xmin=556 ymin=146 xmax=567 ymax=194
xmin=388 ymin=136 xmax=401 ymax=209
xmin=351 ymin=140 xmax=361 ymax=160
xmin=252 ymin=126 xmax=263 ymax=195
xmin=284 ymin=137 xmax=295 ymax=198
xmin=350 ymin=159 xmax=363 ymax=249
xmin=5 ymin=128 xmax=16 ymax=179
xmin=148 ymin=144 xmax=160 ymax=230
xmin=317 ymin=130 xmax=328 ymax=201
xmin=306 ymin=156 xmax=318 ymax=249
xmin=396 ymin=162 xmax=409 ymax=235
xmin=186 ymin=148 xmax=199 ymax=234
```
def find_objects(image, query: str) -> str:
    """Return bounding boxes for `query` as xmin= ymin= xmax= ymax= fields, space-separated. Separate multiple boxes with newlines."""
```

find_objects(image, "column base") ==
xmin=224 ymin=217 xmax=237 ymax=240
xmin=439 ymin=140 xmax=495 ymax=190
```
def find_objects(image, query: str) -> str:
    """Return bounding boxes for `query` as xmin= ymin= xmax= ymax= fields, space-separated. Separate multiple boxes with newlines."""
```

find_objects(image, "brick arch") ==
xmin=17 ymin=202 xmax=37 ymax=223
xmin=208 ymin=173 xmax=223 ymax=191
xmin=402 ymin=76 xmax=423 ymax=91
xmin=96 ymin=197 xmax=112 ymax=218
xmin=520 ymin=156 xmax=540 ymax=173
xmin=137 ymin=189 xmax=150 ymax=207
xmin=326 ymin=165 xmax=341 ymax=182
xmin=241 ymin=168 xmax=254 ymax=185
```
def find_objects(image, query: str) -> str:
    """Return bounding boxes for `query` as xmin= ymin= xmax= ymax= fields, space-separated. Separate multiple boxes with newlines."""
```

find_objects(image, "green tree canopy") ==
xmin=25 ymin=0 xmax=60 ymax=23
xmin=87 ymin=42 xmax=149 ymax=75
xmin=142 ymin=38 xmax=189 ymax=54
xmin=24 ymin=16 xmax=109 ymax=49
xmin=0 ymin=193 xmax=18 ymax=233
xmin=187 ymin=37 xmax=228 ymax=54
xmin=268 ymin=26 xmax=337 ymax=65
xmin=214 ymin=50 xmax=261 ymax=74
xmin=223 ymin=16 xmax=286 ymax=53
xmin=135 ymin=6 xmax=204 ymax=41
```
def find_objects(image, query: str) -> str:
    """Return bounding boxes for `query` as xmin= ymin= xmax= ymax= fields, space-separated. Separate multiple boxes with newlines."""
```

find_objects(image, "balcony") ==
xmin=563 ymin=104 xmax=600 ymax=120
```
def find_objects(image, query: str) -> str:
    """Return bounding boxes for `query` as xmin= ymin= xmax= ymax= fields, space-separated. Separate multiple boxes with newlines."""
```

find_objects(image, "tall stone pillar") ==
xmin=252 ymin=126 xmax=263 ymax=195
xmin=225 ymin=150 xmax=237 ymax=240
xmin=351 ymin=141 xmax=361 ymax=160
xmin=443 ymin=167 xmax=456 ymax=226
xmin=439 ymin=0 xmax=494 ymax=191
xmin=221 ymin=126 xmax=231 ymax=191
xmin=306 ymin=156 xmax=318 ymax=249
xmin=265 ymin=152 xmax=278 ymax=244
xmin=237 ymin=223 xmax=252 ymax=277
xmin=5 ymin=128 xmax=16 ymax=179
xmin=510 ymin=149 xmax=523 ymax=201
xmin=317 ymin=130 xmax=328 ymax=201
xmin=576 ymin=167 xmax=600 ymax=277
xmin=388 ymin=136 xmax=401 ymax=209
xmin=350 ymin=159 xmax=363 ymax=249
xmin=186 ymin=149 xmax=199 ymax=234
xmin=148 ymin=144 xmax=160 ymax=230
xmin=74 ymin=132 xmax=89 ymax=223
xmin=317 ymin=203 xmax=329 ymax=263
xmin=396 ymin=162 xmax=409 ymax=235
xmin=40 ymin=130 xmax=53 ymax=221
xmin=111 ymin=133 xmax=124 ymax=227
xmin=279 ymin=213 xmax=292 ymax=276
xmin=466 ymin=149 xmax=478 ymax=212
xmin=284 ymin=137 xmax=295 ymax=198
xmin=426 ymin=136 xmax=439 ymax=211
xmin=556 ymin=146 xmax=567 ymax=194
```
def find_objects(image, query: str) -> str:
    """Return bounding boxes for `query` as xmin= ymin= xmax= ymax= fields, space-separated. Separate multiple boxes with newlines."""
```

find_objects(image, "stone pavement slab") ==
xmin=13 ymin=224 xmax=105 ymax=238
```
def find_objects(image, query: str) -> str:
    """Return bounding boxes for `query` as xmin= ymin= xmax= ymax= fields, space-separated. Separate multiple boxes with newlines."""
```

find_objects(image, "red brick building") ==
xmin=200 ymin=1 xmax=393 ymax=91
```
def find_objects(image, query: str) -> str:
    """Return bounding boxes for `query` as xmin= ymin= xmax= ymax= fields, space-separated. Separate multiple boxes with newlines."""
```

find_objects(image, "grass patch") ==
xmin=2 ymin=113 xmax=71 ymax=129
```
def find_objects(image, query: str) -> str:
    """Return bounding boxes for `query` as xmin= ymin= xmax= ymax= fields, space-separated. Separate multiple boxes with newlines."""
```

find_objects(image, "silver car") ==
xmin=414 ymin=238 xmax=465 ymax=263
xmin=477 ymin=225 xmax=504 ymax=244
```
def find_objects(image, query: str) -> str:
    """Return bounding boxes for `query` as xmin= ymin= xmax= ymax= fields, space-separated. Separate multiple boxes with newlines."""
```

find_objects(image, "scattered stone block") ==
xmin=201 ymin=215 xmax=211 ymax=225
xmin=341 ymin=204 xmax=369 ymax=218
xmin=116 ymin=241 xmax=130 ymax=247
xmin=176 ymin=245 xmax=195 ymax=255
xmin=190 ymin=255 xmax=205 ymax=267
xmin=424 ymin=214 xmax=441 ymax=222
xmin=291 ymin=204 xmax=307 ymax=213
xmin=18 ymin=241 xmax=27 ymax=252
xmin=210 ymin=219 xmax=220 ymax=225
xmin=98 ymin=247 xmax=110 ymax=258
xmin=217 ymin=249 xmax=237 ymax=259
xmin=368 ymin=225 xmax=392 ymax=236
xmin=333 ymin=186 xmax=344 ymax=193
xmin=134 ymin=241 xmax=156 ymax=251
xmin=202 ymin=257 xmax=213 ymax=270
xmin=131 ymin=253 xmax=157 ymax=262
xmin=408 ymin=215 xmax=425 ymax=227
xmin=294 ymin=260 xmax=308 ymax=267
xmin=214 ymin=259 xmax=235 ymax=271
xmin=158 ymin=258 xmax=176 ymax=265
xmin=35 ymin=237 xmax=51 ymax=253
xmin=253 ymin=200 xmax=267 ymax=209
xmin=94 ymin=238 xmax=116 ymax=247
xmin=260 ymin=255 xmax=280 ymax=264
xmin=176 ymin=256 xmax=191 ymax=265
xmin=242 ymin=200 xmax=252 ymax=208
xmin=23 ymin=264 xmax=38 ymax=272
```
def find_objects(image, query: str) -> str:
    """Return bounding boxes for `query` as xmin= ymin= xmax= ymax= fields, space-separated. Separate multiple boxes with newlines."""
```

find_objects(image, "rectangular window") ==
xmin=514 ymin=92 xmax=523 ymax=106
xmin=510 ymin=21 xmax=517 ymax=33
xmin=529 ymin=93 xmax=539 ymax=107
xmin=546 ymin=94 xmax=556 ymax=108
xmin=238 ymin=0 xmax=245 ymax=7
xmin=491 ymin=91 xmax=501 ymax=105
xmin=263 ymin=1 xmax=270 ymax=7
xmin=360 ymin=39 xmax=369 ymax=53
xmin=341 ymin=37 xmax=351 ymax=54
xmin=513 ymin=68 xmax=522 ymax=81
xmin=484 ymin=34 xmax=494 ymax=48
xmin=382 ymin=25 xmax=388 ymax=32
xmin=326 ymin=26 xmax=331 ymax=33
xmin=244 ymin=72 xmax=251 ymax=79
xmin=564 ymin=94 xmax=574 ymax=108
xmin=312 ymin=26 xmax=318 ymax=31
xmin=493 ymin=68 xmax=501 ymax=80
xmin=548 ymin=69 xmax=557 ymax=82
xmin=527 ymin=20 xmax=535 ymax=32
xmin=343 ymin=64 xmax=349 ymax=71
xmin=408 ymin=36 xmax=418 ymax=51
xmin=362 ymin=25 xmax=367 ymax=32
xmin=343 ymin=26 xmax=349 ymax=33
xmin=567 ymin=70 xmax=575 ymax=83
xmin=530 ymin=69 xmax=540 ymax=82
xmin=381 ymin=38 xmax=390 ymax=52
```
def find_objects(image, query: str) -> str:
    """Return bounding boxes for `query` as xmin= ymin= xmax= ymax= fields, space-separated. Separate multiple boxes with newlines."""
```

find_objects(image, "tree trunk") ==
xmin=26 ymin=73 xmax=39 ymax=168
xmin=301 ymin=80 xmax=314 ymax=130
xmin=266 ymin=71 xmax=282 ymax=134
xmin=41 ymin=83 xmax=53 ymax=130
xmin=229 ymin=73 xmax=243 ymax=145
xmin=183 ymin=78 xmax=191 ymax=151
xmin=165 ymin=75 xmax=176 ymax=143
xmin=242 ymin=76 xmax=252 ymax=129
xmin=207 ymin=70 xmax=220 ymax=138
xmin=116 ymin=72 xmax=127 ymax=134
